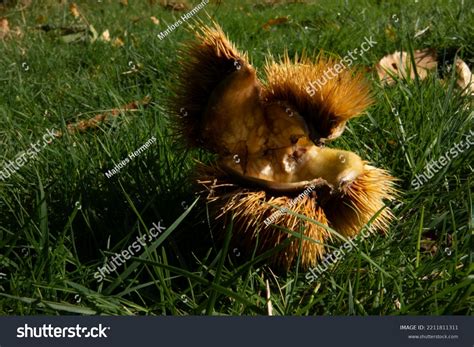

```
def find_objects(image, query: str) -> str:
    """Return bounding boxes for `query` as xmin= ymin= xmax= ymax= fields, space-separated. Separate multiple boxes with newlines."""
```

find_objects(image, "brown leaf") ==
xmin=56 ymin=96 xmax=152 ymax=137
xmin=35 ymin=15 xmax=47 ymax=24
xmin=0 ymin=18 xmax=9 ymax=40
xmin=150 ymin=16 xmax=160 ymax=25
xmin=258 ymin=0 xmax=306 ymax=6
xmin=161 ymin=1 xmax=189 ymax=11
xmin=262 ymin=17 xmax=288 ymax=30
xmin=0 ymin=18 xmax=20 ymax=41
xmin=420 ymin=239 xmax=437 ymax=255
xmin=384 ymin=25 xmax=396 ymax=42
xmin=112 ymin=37 xmax=124 ymax=47
xmin=69 ymin=3 xmax=80 ymax=18
xmin=376 ymin=49 xmax=437 ymax=85
xmin=454 ymin=58 xmax=474 ymax=96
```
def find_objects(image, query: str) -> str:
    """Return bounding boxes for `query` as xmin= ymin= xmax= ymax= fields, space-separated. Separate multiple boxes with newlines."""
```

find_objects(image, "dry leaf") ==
xmin=384 ymin=25 xmax=396 ymax=42
xmin=258 ymin=0 xmax=306 ymax=6
xmin=55 ymin=96 xmax=152 ymax=136
xmin=120 ymin=0 xmax=129 ymax=5
xmin=161 ymin=1 xmax=189 ymax=11
xmin=100 ymin=29 xmax=111 ymax=42
xmin=454 ymin=58 xmax=474 ymax=96
xmin=112 ymin=37 xmax=124 ymax=47
xmin=0 ymin=18 xmax=10 ymax=40
xmin=69 ymin=3 xmax=80 ymax=18
xmin=262 ymin=17 xmax=288 ymax=30
xmin=0 ymin=18 xmax=21 ymax=41
xmin=376 ymin=49 xmax=437 ymax=85
xmin=35 ymin=15 xmax=47 ymax=24
xmin=150 ymin=16 xmax=160 ymax=25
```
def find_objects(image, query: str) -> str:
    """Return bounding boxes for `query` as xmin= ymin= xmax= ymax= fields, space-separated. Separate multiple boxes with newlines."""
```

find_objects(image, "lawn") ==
xmin=0 ymin=0 xmax=472 ymax=315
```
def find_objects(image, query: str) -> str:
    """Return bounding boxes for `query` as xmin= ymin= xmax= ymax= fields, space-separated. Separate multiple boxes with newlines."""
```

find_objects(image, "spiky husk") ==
xmin=196 ymin=163 xmax=397 ymax=270
xmin=169 ymin=21 xmax=250 ymax=149
xmin=263 ymin=54 xmax=373 ymax=139
xmin=169 ymin=22 xmax=398 ymax=270
xmin=324 ymin=165 xmax=398 ymax=238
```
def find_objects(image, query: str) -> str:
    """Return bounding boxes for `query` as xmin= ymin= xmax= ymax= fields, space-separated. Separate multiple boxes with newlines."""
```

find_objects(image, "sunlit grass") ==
xmin=0 ymin=0 xmax=472 ymax=315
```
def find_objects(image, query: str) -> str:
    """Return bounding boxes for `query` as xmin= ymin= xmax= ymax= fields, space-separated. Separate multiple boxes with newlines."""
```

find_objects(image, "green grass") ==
xmin=0 ymin=0 xmax=472 ymax=315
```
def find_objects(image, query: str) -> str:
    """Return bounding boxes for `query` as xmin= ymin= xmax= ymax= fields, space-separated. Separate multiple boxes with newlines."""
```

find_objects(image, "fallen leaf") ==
xmin=376 ymin=48 xmax=437 ymax=85
xmin=262 ymin=17 xmax=288 ymax=30
xmin=454 ymin=58 xmax=474 ymax=96
xmin=35 ymin=15 xmax=47 ymax=24
xmin=161 ymin=1 xmax=189 ymax=11
xmin=120 ymin=0 xmax=128 ymax=5
xmin=256 ymin=0 xmax=306 ymax=8
xmin=150 ymin=16 xmax=160 ymax=25
xmin=69 ymin=3 xmax=80 ymax=18
xmin=100 ymin=29 xmax=111 ymax=42
xmin=56 ymin=96 xmax=152 ymax=136
xmin=0 ymin=18 xmax=10 ymax=40
xmin=112 ymin=37 xmax=125 ymax=47
xmin=384 ymin=25 xmax=396 ymax=42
